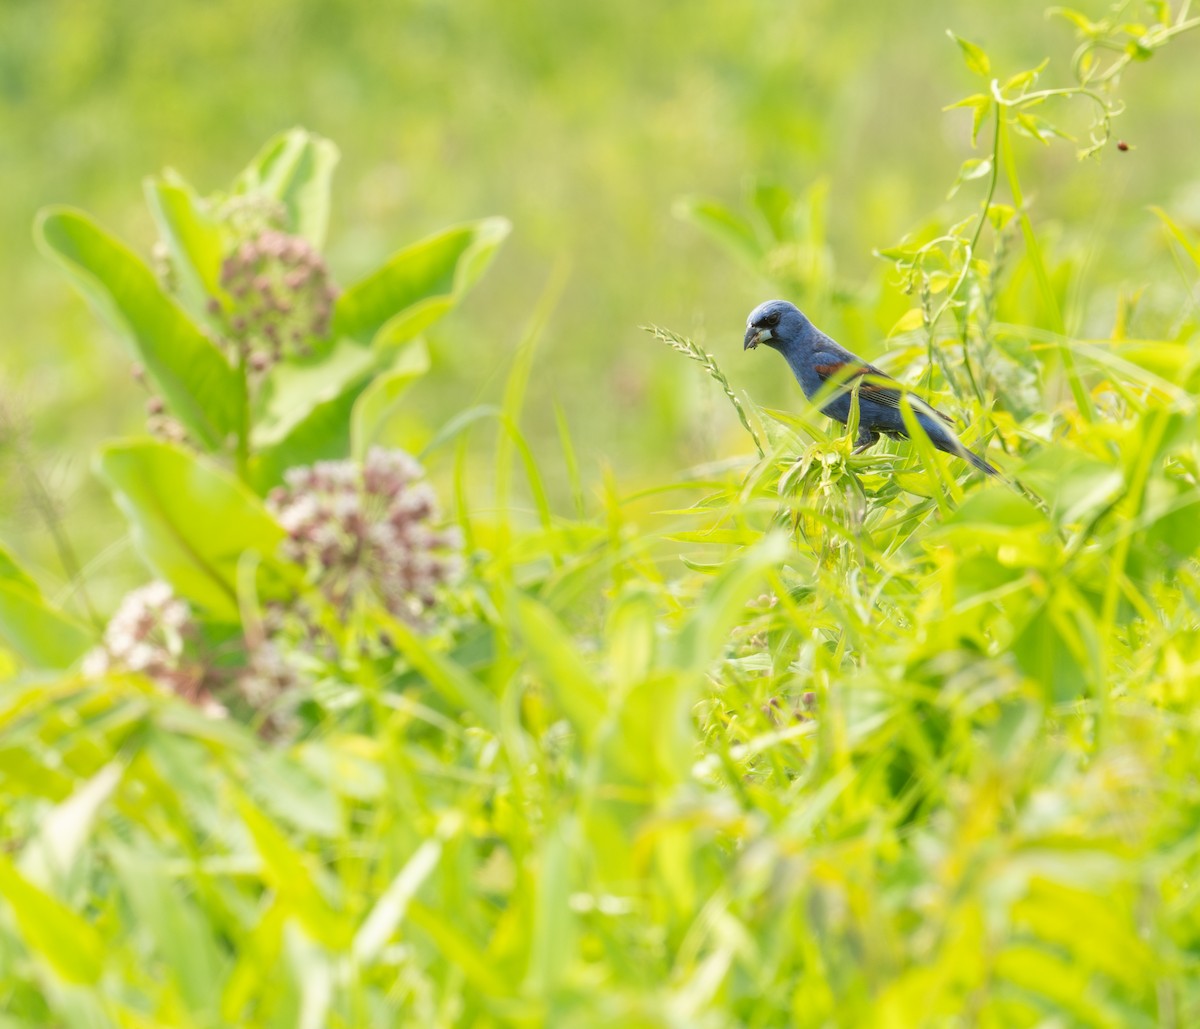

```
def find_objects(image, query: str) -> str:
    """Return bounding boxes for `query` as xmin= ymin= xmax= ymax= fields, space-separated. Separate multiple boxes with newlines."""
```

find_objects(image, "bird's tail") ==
xmin=922 ymin=414 xmax=1000 ymax=477
xmin=961 ymin=447 xmax=999 ymax=477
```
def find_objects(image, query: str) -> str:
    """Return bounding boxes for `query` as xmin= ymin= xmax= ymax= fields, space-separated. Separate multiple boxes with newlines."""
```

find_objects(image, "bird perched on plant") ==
xmin=743 ymin=299 xmax=997 ymax=476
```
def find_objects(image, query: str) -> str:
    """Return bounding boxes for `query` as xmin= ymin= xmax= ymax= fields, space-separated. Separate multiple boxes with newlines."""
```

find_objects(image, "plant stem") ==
xmin=998 ymin=115 xmax=1096 ymax=423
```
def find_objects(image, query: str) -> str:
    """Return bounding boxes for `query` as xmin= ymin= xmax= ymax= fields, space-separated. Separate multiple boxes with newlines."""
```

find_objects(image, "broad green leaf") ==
xmin=0 ymin=855 xmax=106 ymax=984
xmin=948 ymin=31 xmax=991 ymax=77
xmin=144 ymin=171 xmax=227 ymax=319
xmin=250 ymin=334 xmax=432 ymax=491
xmin=251 ymin=336 xmax=379 ymax=449
xmin=234 ymin=128 xmax=340 ymax=247
xmin=35 ymin=207 xmax=242 ymax=451
xmin=235 ymin=791 xmax=349 ymax=946
xmin=0 ymin=580 xmax=93 ymax=670
xmin=246 ymin=749 xmax=341 ymax=837
xmin=752 ymin=182 xmax=796 ymax=243
xmin=249 ymin=375 xmax=363 ymax=493
xmin=350 ymin=336 xmax=431 ymax=460
xmin=0 ymin=543 xmax=39 ymax=594
xmin=673 ymin=196 xmax=763 ymax=264
xmin=0 ymin=543 xmax=93 ymax=669
xmin=95 ymin=439 xmax=287 ymax=621
xmin=332 ymin=217 xmax=511 ymax=344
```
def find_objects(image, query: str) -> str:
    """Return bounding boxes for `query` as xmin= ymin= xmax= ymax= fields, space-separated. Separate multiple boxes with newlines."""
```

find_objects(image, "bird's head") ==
xmin=743 ymin=299 xmax=810 ymax=352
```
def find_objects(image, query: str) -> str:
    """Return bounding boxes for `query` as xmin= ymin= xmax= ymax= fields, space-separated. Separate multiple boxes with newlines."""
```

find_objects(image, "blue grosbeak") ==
xmin=744 ymin=299 xmax=997 ymax=476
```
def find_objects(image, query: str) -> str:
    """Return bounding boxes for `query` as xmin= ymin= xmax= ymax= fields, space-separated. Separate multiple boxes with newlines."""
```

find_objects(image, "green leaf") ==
xmin=35 ymin=207 xmax=242 ymax=451
xmin=108 ymin=842 xmax=226 ymax=1019
xmin=251 ymin=337 xmax=379 ymax=448
xmin=144 ymin=170 xmax=227 ymax=320
xmin=354 ymin=825 xmax=452 ymax=963
xmin=235 ymin=791 xmax=349 ymax=947
xmin=332 ymin=217 xmax=511 ymax=345
xmin=350 ymin=337 xmax=431 ymax=460
xmin=21 ymin=762 xmax=124 ymax=889
xmin=375 ymin=609 xmax=500 ymax=728
xmin=0 ymin=543 xmax=39 ymax=594
xmin=0 ymin=854 xmax=107 ymax=984
xmin=1002 ymin=59 xmax=1049 ymax=93
xmin=671 ymin=532 xmax=790 ymax=675
xmin=1014 ymin=111 xmax=1069 ymax=144
xmin=1150 ymin=205 xmax=1200 ymax=271
xmin=94 ymin=439 xmax=287 ymax=621
xmin=0 ymin=543 xmax=94 ymax=669
xmin=0 ymin=583 xmax=93 ymax=670
xmin=948 ymin=32 xmax=991 ymax=77
xmin=947 ymin=157 xmax=993 ymax=199
xmin=751 ymin=182 xmax=796 ymax=243
xmin=673 ymin=196 xmax=763 ymax=263
xmin=1047 ymin=6 xmax=1100 ymax=35
xmin=945 ymin=93 xmax=993 ymax=147
xmin=249 ymin=375 xmax=364 ymax=493
xmin=234 ymin=128 xmax=341 ymax=247
xmin=514 ymin=594 xmax=607 ymax=746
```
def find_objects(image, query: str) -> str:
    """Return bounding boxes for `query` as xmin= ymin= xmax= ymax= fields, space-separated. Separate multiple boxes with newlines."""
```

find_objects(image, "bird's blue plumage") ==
xmin=744 ymin=299 xmax=997 ymax=476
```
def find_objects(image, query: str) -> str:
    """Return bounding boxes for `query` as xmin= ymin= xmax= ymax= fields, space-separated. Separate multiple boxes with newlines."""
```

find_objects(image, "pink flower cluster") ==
xmin=216 ymin=230 xmax=338 ymax=375
xmin=267 ymin=447 xmax=463 ymax=624
xmin=82 ymin=582 xmax=221 ymax=712
xmin=84 ymin=449 xmax=460 ymax=731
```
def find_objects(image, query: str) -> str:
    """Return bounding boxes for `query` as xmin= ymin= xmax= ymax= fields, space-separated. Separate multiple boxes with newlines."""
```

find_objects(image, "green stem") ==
xmin=998 ymin=115 xmax=1096 ymax=423
xmin=0 ymin=401 xmax=99 ymax=626
xmin=236 ymin=353 xmax=251 ymax=483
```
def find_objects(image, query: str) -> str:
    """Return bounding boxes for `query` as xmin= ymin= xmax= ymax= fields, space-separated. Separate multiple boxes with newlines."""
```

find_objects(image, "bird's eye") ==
xmin=765 ymin=312 xmax=780 ymax=328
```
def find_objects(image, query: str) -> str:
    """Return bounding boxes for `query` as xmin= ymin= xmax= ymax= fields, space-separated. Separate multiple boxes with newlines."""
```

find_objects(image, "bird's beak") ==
xmin=744 ymin=326 xmax=771 ymax=351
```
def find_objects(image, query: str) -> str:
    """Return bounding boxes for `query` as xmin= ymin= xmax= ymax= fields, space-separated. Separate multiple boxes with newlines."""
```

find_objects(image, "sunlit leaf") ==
xmin=333 ymin=217 xmax=510 ymax=345
xmin=95 ymin=439 xmax=288 ymax=621
xmin=36 ymin=207 xmax=243 ymax=451
xmin=674 ymin=196 xmax=763 ymax=263
xmin=0 ymin=855 xmax=107 ymax=984
xmin=234 ymin=128 xmax=341 ymax=248
xmin=948 ymin=32 xmax=991 ymax=77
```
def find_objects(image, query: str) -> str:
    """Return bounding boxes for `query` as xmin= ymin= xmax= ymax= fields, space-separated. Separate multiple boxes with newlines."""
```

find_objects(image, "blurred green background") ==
xmin=3 ymin=0 xmax=1199 ymax=581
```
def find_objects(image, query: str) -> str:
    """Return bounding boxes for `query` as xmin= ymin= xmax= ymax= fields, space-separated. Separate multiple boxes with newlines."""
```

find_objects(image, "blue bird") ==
xmin=744 ymin=299 xmax=998 ymax=476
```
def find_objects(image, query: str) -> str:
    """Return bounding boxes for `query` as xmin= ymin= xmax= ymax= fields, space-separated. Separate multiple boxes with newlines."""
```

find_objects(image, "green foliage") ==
xmin=4 ymin=5 xmax=1200 ymax=1028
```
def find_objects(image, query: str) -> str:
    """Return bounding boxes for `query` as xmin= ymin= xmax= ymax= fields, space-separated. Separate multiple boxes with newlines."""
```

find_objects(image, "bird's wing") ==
xmin=811 ymin=358 xmax=954 ymax=425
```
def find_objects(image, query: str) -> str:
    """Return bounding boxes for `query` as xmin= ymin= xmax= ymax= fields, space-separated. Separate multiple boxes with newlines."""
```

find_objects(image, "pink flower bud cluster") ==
xmin=267 ymin=447 xmax=463 ymax=624
xmin=215 ymin=230 xmax=339 ymax=376
xmin=81 ymin=582 xmax=222 ymax=713
xmin=83 ymin=581 xmax=303 ymax=728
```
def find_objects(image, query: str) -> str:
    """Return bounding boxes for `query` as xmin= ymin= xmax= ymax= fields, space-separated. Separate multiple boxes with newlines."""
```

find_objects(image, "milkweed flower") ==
xmin=82 ymin=581 xmax=224 ymax=713
xmin=216 ymin=229 xmax=339 ymax=375
xmin=267 ymin=447 xmax=463 ymax=625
